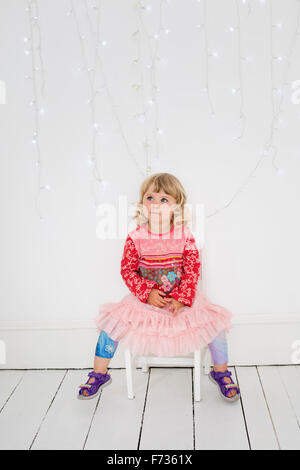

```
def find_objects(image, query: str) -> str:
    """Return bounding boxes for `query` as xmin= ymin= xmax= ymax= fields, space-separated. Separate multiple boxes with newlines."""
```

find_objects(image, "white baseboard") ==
xmin=0 ymin=314 xmax=300 ymax=369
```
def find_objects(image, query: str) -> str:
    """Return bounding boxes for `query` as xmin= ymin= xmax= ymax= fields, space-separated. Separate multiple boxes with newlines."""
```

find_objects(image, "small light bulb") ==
xmin=132 ymin=83 xmax=141 ymax=90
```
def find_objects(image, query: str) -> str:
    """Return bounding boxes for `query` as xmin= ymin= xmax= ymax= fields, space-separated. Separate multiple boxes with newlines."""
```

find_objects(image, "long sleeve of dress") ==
xmin=169 ymin=233 xmax=201 ymax=307
xmin=120 ymin=235 xmax=159 ymax=303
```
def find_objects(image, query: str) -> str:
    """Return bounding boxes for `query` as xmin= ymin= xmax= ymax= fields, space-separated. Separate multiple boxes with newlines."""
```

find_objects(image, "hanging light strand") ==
xmin=134 ymin=0 xmax=167 ymax=175
xmin=232 ymin=0 xmax=246 ymax=141
xmin=70 ymin=0 xmax=146 ymax=209
xmin=202 ymin=0 xmax=215 ymax=116
xmin=70 ymin=0 xmax=105 ymax=207
xmin=26 ymin=0 xmax=48 ymax=221
xmin=269 ymin=0 xmax=300 ymax=173
xmin=84 ymin=0 xmax=107 ymax=204
xmin=131 ymin=6 xmax=151 ymax=175
xmin=83 ymin=0 xmax=146 ymax=179
xmin=241 ymin=0 xmax=252 ymax=16
xmin=207 ymin=0 xmax=300 ymax=218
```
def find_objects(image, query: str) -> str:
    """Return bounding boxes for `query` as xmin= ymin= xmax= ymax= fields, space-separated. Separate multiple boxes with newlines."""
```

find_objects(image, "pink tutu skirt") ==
xmin=94 ymin=288 xmax=233 ymax=357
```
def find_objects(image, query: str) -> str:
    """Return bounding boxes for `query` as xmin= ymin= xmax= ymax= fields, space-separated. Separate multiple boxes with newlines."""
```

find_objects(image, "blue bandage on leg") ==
xmin=95 ymin=330 xmax=119 ymax=359
xmin=208 ymin=330 xmax=228 ymax=365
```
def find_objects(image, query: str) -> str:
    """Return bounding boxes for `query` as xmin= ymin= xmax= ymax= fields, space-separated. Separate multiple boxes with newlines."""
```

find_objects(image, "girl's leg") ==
xmin=94 ymin=330 xmax=119 ymax=373
xmin=207 ymin=330 xmax=237 ymax=398
xmin=81 ymin=330 xmax=119 ymax=397
xmin=208 ymin=330 xmax=228 ymax=371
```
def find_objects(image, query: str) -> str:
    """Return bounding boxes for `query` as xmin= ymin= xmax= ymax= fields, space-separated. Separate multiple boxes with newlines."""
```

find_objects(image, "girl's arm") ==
xmin=169 ymin=233 xmax=201 ymax=307
xmin=120 ymin=234 xmax=159 ymax=303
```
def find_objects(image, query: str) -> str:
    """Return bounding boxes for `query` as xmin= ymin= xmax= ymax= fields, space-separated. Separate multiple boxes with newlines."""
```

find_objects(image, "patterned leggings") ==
xmin=95 ymin=329 xmax=228 ymax=364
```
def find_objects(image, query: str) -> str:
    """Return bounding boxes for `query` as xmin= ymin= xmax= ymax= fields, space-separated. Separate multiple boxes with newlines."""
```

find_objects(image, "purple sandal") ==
xmin=77 ymin=370 xmax=112 ymax=400
xmin=209 ymin=369 xmax=241 ymax=402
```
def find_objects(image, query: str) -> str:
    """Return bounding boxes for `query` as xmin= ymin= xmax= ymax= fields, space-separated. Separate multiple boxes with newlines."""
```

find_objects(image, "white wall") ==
xmin=0 ymin=0 xmax=300 ymax=368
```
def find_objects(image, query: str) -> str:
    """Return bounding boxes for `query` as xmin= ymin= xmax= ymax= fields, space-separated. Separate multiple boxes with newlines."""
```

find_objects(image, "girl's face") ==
xmin=142 ymin=185 xmax=176 ymax=224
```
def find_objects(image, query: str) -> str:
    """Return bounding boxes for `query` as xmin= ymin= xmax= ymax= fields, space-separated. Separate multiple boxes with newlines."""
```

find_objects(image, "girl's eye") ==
xmin=146 ymin=196 xmax=168 ymax=203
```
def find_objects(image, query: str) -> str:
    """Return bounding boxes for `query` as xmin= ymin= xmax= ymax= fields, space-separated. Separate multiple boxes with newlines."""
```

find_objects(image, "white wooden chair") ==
xmin=124 ymin=206 xmax=211 ymax=401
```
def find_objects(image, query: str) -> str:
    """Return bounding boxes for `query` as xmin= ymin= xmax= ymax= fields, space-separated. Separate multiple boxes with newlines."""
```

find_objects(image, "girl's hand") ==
xmin=164 ymin=297 xmax=185 ymax=316
xmin=146 ymin=288 xmax=168 ymax=308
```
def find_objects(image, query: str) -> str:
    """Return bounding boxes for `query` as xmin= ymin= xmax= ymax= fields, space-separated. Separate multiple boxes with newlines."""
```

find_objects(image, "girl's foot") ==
xmin=209 ymin=369 xmax=240 ymax=402
xmin=77 ymin=370 xmax=112 ymax=400
xmin=81 ymin=368 xmax=108 ymax=397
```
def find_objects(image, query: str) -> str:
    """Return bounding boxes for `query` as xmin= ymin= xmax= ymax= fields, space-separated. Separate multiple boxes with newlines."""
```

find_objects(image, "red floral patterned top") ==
xmin=120 ymin=222 xmax=201 ymax=307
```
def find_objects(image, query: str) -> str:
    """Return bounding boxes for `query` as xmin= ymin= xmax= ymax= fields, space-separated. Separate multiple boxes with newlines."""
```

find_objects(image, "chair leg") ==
xmin=194 ymin=349 xmax=201 ymax=401
xmin=139 ymin=356 xmax=149 ymax=373
xmin=125 ymin=348 xmax=135 ymax=399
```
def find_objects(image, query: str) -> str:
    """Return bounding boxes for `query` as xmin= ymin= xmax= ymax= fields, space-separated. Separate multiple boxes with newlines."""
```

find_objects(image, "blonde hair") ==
xmin=132 ymin=173 xmax=192 ymax=228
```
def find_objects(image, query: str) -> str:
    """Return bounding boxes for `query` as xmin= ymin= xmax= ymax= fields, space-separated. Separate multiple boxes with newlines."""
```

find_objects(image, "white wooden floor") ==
xmin=0 ymin=366 xmax=300 ymax=450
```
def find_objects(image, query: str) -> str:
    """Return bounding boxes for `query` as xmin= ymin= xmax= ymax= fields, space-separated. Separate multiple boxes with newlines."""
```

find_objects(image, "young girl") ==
xmin=78 ymin=173 xmax=240 ymax=402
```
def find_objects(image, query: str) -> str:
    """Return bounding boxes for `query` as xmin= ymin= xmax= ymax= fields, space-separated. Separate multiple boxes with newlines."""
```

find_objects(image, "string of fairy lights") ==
xmin=69 ymin=0 xmax=148 ymax=210
xmin=206 ymin=0 xmax=300 ymax=217
xmin=131 ymin=7 xmax=152 ymax=175
xmin=25 ymin=0 xmax=48 ymax=221
xmin=242 ymin=0 xmax=253 ymax=16
xmin=133 ymin=0 xmax=169 ymax=175
xmin=268 ymin=0 xmax=300 ymax=174
xmin=231 ymin=0 xmax=247 ymax=142
xmin=69 ymin=0 xmax=106 ymax=208
xmin=23 ymin=0 xmax=300 ymax=220
xmin=201 ymin=0 xmax=215 ymax=116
